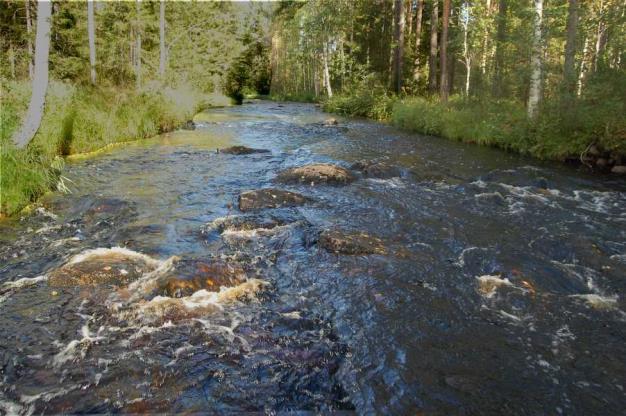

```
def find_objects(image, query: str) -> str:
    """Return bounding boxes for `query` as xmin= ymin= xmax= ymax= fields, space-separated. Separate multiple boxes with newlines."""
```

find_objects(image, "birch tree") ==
xmin=12 ymin=0 xmax=52 ymax=148
xmin=527 ymin=0 xmax=544 ymax=119
xmin=159 ymin=0 xmax=166 ymax=78
xmin=88 ymin=0 xmax=96 ymax=84
xmin=25 ymin=0 xmax=34 ymax=80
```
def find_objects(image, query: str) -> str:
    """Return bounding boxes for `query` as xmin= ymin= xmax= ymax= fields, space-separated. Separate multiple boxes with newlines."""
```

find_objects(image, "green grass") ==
xmin=318 ymin=87 xmax=626 ymax=162
xmin=1 ymin=80 xmax=215 ymax=216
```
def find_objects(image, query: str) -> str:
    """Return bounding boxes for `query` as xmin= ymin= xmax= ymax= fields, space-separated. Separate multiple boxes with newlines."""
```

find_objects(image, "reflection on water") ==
xmin=1 ymin=101 xmax=625 ymax=414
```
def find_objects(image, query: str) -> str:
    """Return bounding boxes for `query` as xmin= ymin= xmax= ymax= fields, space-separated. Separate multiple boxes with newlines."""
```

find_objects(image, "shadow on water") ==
xmin=1 ymin=100 xmax=625 ymax=414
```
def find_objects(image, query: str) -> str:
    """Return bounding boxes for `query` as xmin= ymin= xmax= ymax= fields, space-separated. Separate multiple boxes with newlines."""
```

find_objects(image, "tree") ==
xmin=492 ymin=0 xmax=507 ymax=97
xmin=527 ymin=0 xmax=544 ymax=119
xmin=135 ymin=0 xmax=142 ymax=88
xmin=563 ymin=0 xmax=578 ymax=96
xmin=460 ymin=1 xmax=471 ymax=95
xmin=393 ymin=0 xmax=406 ymax=93
xmin=26 ymin=0 xmax=34 ymax=80
xmin=12 ymin=0 xmax=52 ymax=148
xmin=159 ymin=0 xmax=166 ymax=78
xmin=87 ymin=0 xmax=96 ymax=84
xmin=413 ymin=0 xmax=424 ymax=82
xmin=428 ymin=0 xmax=439 ymax=93
xmin=439 ymin=0 xmax=451 ymax=101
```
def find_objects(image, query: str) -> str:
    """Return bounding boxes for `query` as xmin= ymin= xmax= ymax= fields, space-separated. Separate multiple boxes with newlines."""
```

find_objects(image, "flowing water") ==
xmin=1 ymin=101 xmax=625 ymax=415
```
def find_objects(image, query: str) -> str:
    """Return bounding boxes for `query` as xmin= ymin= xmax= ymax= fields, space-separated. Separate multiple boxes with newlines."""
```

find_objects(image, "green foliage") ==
xmin=1 ymin=80 xmax=211 ymax=216
xmin=322 ymin=76 xmax=396 ymax=121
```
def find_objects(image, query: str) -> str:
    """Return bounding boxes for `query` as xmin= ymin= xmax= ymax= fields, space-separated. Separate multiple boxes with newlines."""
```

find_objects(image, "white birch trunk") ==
xmin=159 ymin=0 xmax=166 ymax=77
xmin=12 ymin=0 xmax=52 ymax=148
xmin=527 ymin=0 xmax=543 ymax=119
xmin=135 ymin=0 xmax=142 ymax=89
xmin=323 ymin=44 xmax=333 ymax=97
xmin=88 ymin=0 xmax=96 ymax=84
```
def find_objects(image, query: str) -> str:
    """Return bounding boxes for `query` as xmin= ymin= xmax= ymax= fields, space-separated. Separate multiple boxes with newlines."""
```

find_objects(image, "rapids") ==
xmin=1 ymin=101 xmax=625 ymax=414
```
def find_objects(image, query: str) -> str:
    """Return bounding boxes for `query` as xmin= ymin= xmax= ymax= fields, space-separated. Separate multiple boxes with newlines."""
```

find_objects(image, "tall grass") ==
xmin=1 ymin=80 xmax=214 ymax=216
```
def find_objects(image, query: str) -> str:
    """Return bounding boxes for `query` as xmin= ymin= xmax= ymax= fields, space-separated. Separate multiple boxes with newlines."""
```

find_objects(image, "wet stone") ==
xmin=180 ymin=120 xmax=196 ymax=130
xmin=48 ymin=249 xmax=158 ymax=287
xmin=324 ymin=118 xmax=338 ymax=126
xmin=238 ymin=188 xmax=309 ymax=212
xmin=275 ymin=164 xmax=355 ymax=185
xmin=207 ymin=211 xmax=303 ymax=234
xmin=220 ymin=145 xmax=270 ymax=155
xmin=154 ymin=258 xmax=250 ymax=298
xmin=319 ymin=229 xmax=387 ymax=255
xmin=611 ymin=165 xmax=626 ymax=174
xmin=351 ymin=160 xmax=403 ymax=179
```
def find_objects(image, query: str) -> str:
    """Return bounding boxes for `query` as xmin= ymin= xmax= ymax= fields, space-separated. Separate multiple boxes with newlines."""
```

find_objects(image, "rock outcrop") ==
xmin=351 ymin=160 xmax=403 ymax=179
xmin=276 ymin=164 xmax=355 ymax=185
xmin=238 ymin=188 xmax=309 ymax=212
xmin=318 ymin=229 xmax=386 ymax=255
xmin=220 ymin=145 xmax=270 ymax=155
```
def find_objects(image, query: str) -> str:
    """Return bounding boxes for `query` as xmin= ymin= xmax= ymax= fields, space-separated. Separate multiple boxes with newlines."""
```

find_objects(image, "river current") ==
xmin=1 ymin=101 xmax=625 ymax=415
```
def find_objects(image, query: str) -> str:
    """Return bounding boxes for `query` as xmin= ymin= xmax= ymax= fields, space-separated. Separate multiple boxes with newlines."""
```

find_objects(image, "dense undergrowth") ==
xmin=1 ymin=80 xmax=219 ymax=216
xmin=320 ymin=81 xmax=626 ymax=163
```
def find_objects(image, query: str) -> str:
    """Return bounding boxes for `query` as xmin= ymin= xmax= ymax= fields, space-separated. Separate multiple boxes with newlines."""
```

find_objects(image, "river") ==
xmin=1 ymin=101 xmax=625 ymax=415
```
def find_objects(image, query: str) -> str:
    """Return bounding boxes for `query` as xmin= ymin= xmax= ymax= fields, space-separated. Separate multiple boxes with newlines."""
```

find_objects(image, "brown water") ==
xmin=1 ymin=101 xmax=626 ymax=415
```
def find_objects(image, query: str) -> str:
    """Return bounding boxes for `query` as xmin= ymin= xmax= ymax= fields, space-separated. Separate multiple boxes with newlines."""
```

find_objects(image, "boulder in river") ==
xmin=154 ymin=258 xmax=251 ymax=298
xmin=238 ymin=188 xmax=309 ymax=212
xmin=220 ymin=145 xmax=270 ymax=155
xmin=275 ymin=164 xmax=355 ymax=185
xmin=350 ymin=160 xmax=403 ymax=179
xmin=48 ymin=247 xmax=160 ymax=287
xmin=611 ymin=165 xmax=626 ymax=174
xmin=318 ymin=229 xmax=386 ymax=255
xmin=324 ymin=118 xmax=338 ymax=126
xmin=181 ymin=120 xmax=196 ymax=131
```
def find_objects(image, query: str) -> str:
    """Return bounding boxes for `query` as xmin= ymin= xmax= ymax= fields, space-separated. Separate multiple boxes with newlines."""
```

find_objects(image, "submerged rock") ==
xmin=154 ymin=258 xmax=251 ymax=298
xmin=318 ymin=229 xmax=386 ymax=255
xmin=48 ymin=247 xmax=160 ymax=287
xmin=181 ymin=120 xmax=196 ymax=130
xmin=220 ymin=145 xmax=270 ymax=155
xmin=238 ymin=188 xmax=309 ymax=212
xmin=611 ymin=165 xmax=626 ymax=174
xmin=324 ymin=118 xmax=338 ymax=126
xmin=351 ymin=160 xmax=403 ymax=179
xmin=276 ymin=164 xmax=355 ymax=185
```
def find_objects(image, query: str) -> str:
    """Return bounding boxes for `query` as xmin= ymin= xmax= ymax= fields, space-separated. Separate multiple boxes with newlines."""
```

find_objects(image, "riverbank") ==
xmin=319 ymin=91 xmax=626 ymax=172
xmin=1 ymin=80 xmax=229 ymax=216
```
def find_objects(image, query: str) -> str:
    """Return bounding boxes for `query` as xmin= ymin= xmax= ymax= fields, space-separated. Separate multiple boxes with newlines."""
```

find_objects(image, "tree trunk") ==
xmin=492 ymin=0 xmax=507 ymax=97
xmin=87 ymin=0 xmax=96 ymax=84
xmin=159 ymin=0 xmax=166 ymax=78
xmin=461 ymin=1 xmax=471 ymax=95
xmin=413 ymin=0 xmax=424 ymax=82
xmin=593 ymin=1 xmax=607 ymax=72
xmin=9 ymin=42 xmax=16 ymax=79
xmin=393 ymin=0 xmax=406 ymax=93
xmin=135 ymin=0 xmax=142 ymax=89
xmin=480 ymin=0 xmax=491 ymax=76
xmin=577 ymin=36 xmax=589 ymax=97
xmin=12 ymin=0 xmax=52 ymax=148
xmin=563 ymin=0 xmax=578 ymax=95
xmin=439 ymin=0 xmax=451 ymax=101
xmin=527 ymin=0 xmax=544 ymax=119
xmin=322 ymin=44 xmax=333 ymax=97
xmin=26 ymin=0 xmax=34 ymax=80
xmin=406 ymin=0 xmax=413 ymax=37
xmin=428 ymin=0 xmax=439 ymax=94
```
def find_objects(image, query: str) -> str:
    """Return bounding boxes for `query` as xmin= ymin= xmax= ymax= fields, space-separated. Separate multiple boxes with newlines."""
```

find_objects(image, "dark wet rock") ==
xmin=154 ymin=258 xmax=250 ymax=298
xmin=588 ymin=144 xmax=602 ymax=157
xmin=275 ymin=164 xmax=355 ymax=185
xmin=351 ymin=160 xmax=403 ymax=179
xmin=206 ymin=212 xmax=303 ymax=234
xmin=48 ymin=249 xmax=159 ymax=287
xmin=318 ymin=229 xmax=387 ymax=255
xmin=324 ymin=118 xmax=338 ymax=126
xmin=596 ymin=158 xmax=608 ymax=169
xmin=238 ymin=188 xmax=309 ymax=212
xmin=611 ymin=165 xmax=626 ymax=174
xmin=181 ymin=120 xmax=196 ymax=131
xmin=220 ymin=145 xmax=270 ymax=155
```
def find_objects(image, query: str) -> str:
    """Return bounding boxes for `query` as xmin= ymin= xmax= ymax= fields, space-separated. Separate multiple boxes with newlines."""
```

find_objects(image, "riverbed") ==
xmin=1 ymin=101 xmax=625 ymax=414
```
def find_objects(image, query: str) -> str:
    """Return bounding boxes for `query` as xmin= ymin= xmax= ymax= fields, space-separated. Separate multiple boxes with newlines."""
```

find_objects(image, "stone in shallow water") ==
xmin=154 ymin=258 xmax=250 ymax=298
xmin=318 ymin=229 xmax=386 ymax=255
xmin=48 ymin=247 xmax=160 ymax=287
xmin=220 ymin=145 xmax=270 ymax=155
xmin=350 ymin=160 xmax=403 ymax=179
xmin=180 ymin=120 xmax=196 ymax=130
xmin=238 ymin=188 xmax=309 ymax=212
xmin=275 ymin=164 xmax=355 ymax=185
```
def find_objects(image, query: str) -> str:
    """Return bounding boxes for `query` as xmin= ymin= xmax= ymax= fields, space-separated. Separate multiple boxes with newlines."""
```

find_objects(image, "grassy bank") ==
xmin=1 ymin=80 xmax=219 ymax=216
xmin=321 ymin=88 xmax=626 ymax=164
